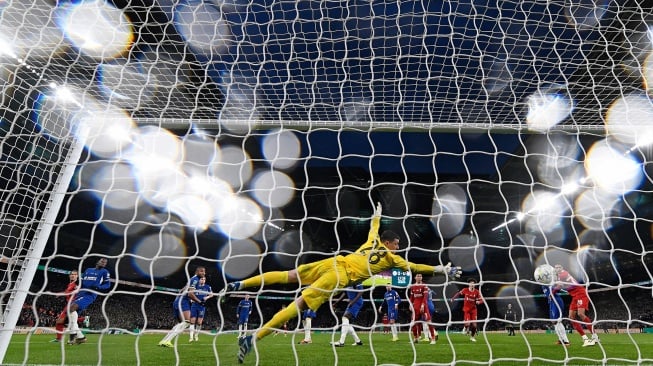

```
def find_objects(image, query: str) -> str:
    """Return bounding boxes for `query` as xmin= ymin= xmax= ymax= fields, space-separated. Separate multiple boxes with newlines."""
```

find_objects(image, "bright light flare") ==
xmin=131 ymin=233 xmax=186 ymax=278
xmin=166 ymin=193 xmax=213 ymax=232
xmin=584 ymin=139 xmax=643 ymax=195
xmin=55 ymin=0 xmax=133 ymax=60
xmin=605 ymin=93 xmax=653 ymax=147
xmin=525 ymin=85 xmax=573 ymax=131
xmin=261 ymin=129 xmax=302 ymax=170
xmin=250 ymin=170 xmax=295 ymax=208
xmin=213 ymin=196 xmax=263 ymax=240
xmin=210 ymin=145 xmax=253 ymax=190
xmin=173 ymin=1 xmax=232 ymax=56
xmin=0 ymin=1 xmax=65 ymax=59
xmin=645 ymin=50 xmax=653 ymax=94
xmin=78 ymin=104 xmax=136 ymax=158
xmin=181 ymin=134 xmax=222 ymax=176
xmin=574 ymin=189 xmax=620 ymax=231
xmin=218 ymin=239 xmax=261 ymax=280
xmin=88 ymin=161 xmax=139 ymax=210
xmin=130 ymin=157 xmax=187 ymax=209
xmin=430 ymin=184 xmax=468 ymax=239
xmin=0 ymin=36 xmax=17 ymax=59
xmin=445 ymin=233 xmax=484 ymax=272
xmin=273 ymin=230 xmax=311 ymax=269
xmin=521 ymin=190 xmax=569 ymax=234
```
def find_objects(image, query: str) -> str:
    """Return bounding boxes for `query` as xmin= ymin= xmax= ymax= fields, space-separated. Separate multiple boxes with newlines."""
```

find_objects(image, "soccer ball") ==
xmin=534 ymin=264 xmax=556 ymax=284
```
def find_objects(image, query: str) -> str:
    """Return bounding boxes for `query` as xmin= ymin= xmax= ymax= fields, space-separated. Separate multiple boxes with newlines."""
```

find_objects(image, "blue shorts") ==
xmin=345 ymin=302 xmax=363 ymax=319
xmin=387 ymin=308 xmax=398 ymax=321
xmin=549 ymin=300 xmax=563 ymax=320
xmin=172 ymin=301 xmax=183 ymax=320
xmin=428 ymin=304 xmax=436 ymax=316
xmin=174 ymin=297 xmax=192 ymax=312
xmin=72 ymin=291 xmax=97 ymax=312
xmin=237 ymin=315 xmax=250 ymax=325
xmin=190 ymin=303 xmax=206 ymax=319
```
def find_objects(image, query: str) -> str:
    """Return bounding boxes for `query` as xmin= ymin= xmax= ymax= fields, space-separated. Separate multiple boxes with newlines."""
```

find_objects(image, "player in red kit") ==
xmin=381 ymin=313 xmax=389 ymax=334
xmin=50 ymin=271 xmax=87 ymax=343
xmin=554 ymin=264 xmax=599 ymax=347
xmin=450 ymin=278 xmax=483 ymax=342
xmin=409 ymin=273 xmax=436 ymax=344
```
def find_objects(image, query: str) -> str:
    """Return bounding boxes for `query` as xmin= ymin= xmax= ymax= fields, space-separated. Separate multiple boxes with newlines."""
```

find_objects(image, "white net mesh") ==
xmin=0 ymin=0 xmax=652 ymax=364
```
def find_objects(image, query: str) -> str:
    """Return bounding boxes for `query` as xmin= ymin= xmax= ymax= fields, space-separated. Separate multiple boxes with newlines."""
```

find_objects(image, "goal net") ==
xmin=0 ymin=0 xmax=652 ymax=364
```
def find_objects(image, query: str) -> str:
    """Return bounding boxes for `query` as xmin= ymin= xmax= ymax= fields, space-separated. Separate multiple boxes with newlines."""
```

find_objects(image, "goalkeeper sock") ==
xmin=257 ymin=300 xmax=300 ymax=340
xmin=242 ymin=271 xmax=289 ymax=289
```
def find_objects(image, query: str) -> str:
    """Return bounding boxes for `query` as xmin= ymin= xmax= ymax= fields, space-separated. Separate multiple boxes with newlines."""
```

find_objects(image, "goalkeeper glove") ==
xmin=434 ymin=262 xmax=462 ymax=279
xmin=374 ymin=202 xmax=382 ymax=218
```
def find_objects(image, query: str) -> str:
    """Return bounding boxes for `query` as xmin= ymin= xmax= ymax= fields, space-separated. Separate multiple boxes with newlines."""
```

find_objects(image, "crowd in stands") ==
xmin=15 ymin=278 xmax=652 ymax=336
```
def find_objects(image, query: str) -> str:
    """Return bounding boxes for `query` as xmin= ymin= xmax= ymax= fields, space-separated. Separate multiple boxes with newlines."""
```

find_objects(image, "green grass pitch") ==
xmin=4 ymin=331 xmax=652 ymax=365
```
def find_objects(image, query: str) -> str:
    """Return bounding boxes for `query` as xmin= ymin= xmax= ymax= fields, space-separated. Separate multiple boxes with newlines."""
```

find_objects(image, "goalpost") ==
xmin=0 ymin=0 xmax=652 ymax=365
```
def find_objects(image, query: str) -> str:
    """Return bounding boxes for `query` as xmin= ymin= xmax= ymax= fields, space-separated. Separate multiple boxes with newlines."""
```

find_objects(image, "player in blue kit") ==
xmin=299 ymin=309 xmax=317 ymax=344
xmin=331 ymin=284 xmax=365 ymax=347
xmin=68 ymin=257 xmax=111 ymax=345
xmin=189 ymin=276 xmax=213 ymax=342
xmin=379 ymin=285 xmax=401 ymax=341
xmin=159 ymin=266 xmax=206 ymax=347
xmin=543 ymin=285 xmax=570 ymax=346
xmin=421 ymin=287 xmax=438 ymax=343
xmin=236 ymin=294 xmax=253 ymax=339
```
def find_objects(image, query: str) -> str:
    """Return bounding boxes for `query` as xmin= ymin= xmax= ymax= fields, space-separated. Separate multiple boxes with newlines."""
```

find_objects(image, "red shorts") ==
xmin=463 ymin=309 xmax=478 ymax=323
xmin=569 ymin=294 xmax=590 ymax=312
xmin=412 ymin=299 xmax=431 ymax=321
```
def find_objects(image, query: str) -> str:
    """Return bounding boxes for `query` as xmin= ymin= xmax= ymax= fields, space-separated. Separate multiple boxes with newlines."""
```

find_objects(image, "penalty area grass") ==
xmin=3 ymin=331 xmax=652 ymax=365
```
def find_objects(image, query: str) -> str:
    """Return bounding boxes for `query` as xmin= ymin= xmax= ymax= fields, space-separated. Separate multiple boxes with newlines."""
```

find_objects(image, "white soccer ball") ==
xmin=534 ymin=264 xmax=556 ymax=284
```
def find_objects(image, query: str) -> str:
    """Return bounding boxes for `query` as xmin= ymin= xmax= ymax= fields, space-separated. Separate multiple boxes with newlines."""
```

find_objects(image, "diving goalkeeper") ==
xmin=225 ymin=202 xmax=462 ymax=363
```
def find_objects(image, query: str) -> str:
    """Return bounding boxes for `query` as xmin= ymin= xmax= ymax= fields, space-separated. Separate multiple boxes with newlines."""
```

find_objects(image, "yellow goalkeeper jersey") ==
xmin=342 ymin=215 xmax=436 ymax=283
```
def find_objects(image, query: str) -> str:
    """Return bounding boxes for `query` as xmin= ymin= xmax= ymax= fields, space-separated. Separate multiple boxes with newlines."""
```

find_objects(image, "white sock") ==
xmin=164 ymin=321 xmax=190 ymax=342
xmin=69 ymin=311 xmax=84 ymax=338
xmin=555 ymin=322 xmax=569 ymax=343
xmin=189 ymin=324 xmax=195 ymax=338
xmin=304 ymin=318 xmax=312 ymax=340
xmin=391 ymin=324 xmax=398 ymax=337
xmin=69 ymin=311 xmax=79 ymax=333
xmin=351 ymin=325 xmax=360 ymax=343
xmin=422 ymin=322 xmax=429 ymax=338
xmin=339 ymin=317 xmax=349 ymax=343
